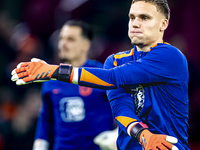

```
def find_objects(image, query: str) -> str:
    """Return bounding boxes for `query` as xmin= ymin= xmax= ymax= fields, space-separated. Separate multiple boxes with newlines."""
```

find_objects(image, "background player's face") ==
xmin=128 ymin=1 xmax=168 ymax=47
xmin=58 ymin=25 xmax=88 ymax=62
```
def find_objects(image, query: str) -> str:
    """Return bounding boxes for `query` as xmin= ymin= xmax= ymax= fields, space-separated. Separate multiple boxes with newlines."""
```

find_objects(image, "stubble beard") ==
xmin=131 ymin=39 xmax=144 ymax=46
xmin=59 ymin=58 xmax=68 ymax=63
xmin=59 ymin=55 xmax=71 ymax=63
xmin=131 ymin=41 xmax=144 ymax=46
xmin=130 ymin=36 xmax=144 ymax=46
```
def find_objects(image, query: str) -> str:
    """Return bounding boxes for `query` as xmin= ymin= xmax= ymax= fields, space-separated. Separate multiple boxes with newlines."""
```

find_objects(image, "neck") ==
xmin=136 ymin=39 xmax=163 ymax=52
xmin=65 ymin=56 xmax=87 ymax=67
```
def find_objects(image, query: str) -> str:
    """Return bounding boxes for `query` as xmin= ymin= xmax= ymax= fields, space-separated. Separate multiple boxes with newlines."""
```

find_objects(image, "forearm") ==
xmin=70 ymin=62 xmax=157 ymax=90
xmin=109 ymin=95 xmax=141 ymax=135
xmin=71 ymin=67 xmax=118 ymax=89
xmin=33 ymin=118 xmax=53 ymax=150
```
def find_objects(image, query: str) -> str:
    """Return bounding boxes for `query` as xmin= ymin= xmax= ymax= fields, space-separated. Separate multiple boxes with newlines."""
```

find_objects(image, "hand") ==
xmin=129 ymin=122 xmax=178 ymax=150
xmin=94 ymin=128 xmax=118 ymax=150
xmin=139 ymin=129 xmax=178 ymax=150
xmin=32 ymin=139 xmax=49 ymax=150
xmin=11 ymin=58 xmax=59 ymax=85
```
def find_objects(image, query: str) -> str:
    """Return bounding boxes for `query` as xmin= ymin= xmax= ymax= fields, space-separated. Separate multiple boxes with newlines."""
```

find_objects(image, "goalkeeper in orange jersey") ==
xmin=11 ymin=0 xmax=190 ymax=150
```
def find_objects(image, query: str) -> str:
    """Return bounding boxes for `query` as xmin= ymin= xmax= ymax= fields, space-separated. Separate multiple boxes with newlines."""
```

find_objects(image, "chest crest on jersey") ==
xmin=79 ymin=86 xmax=93 ymax=96
xmin=59 ymin=97 xmax=85 ymax=122
xmin=131 ymin=85 xmax=145 ymax=116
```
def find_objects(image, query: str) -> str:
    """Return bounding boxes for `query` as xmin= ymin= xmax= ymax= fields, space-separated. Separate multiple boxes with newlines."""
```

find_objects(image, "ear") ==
xmin=82 ymin=39 xmax=91 ymax=53
xmin=160 ymin=19 xmax=169 ymax=32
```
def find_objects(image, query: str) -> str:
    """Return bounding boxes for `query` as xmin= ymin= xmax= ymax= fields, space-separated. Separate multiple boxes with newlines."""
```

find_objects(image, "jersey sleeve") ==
xmin=34 ymin=82 xmax=54 ymax=144
xmin=77 ymin=46 xmax=188 ymax=90
xmin=103 ymin=55 xmax=141 ymax=135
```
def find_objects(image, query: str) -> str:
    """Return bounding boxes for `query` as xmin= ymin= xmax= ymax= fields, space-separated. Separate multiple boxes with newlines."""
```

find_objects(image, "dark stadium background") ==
xmin=0 ymin=0 xmax=199 ymax=149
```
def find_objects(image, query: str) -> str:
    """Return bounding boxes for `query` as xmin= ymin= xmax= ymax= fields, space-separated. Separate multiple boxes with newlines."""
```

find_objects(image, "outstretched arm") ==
xmin=11 ymin=47 xmax=185 ymax=89
xmin=11 ymin=58 xmax=116 ymax=89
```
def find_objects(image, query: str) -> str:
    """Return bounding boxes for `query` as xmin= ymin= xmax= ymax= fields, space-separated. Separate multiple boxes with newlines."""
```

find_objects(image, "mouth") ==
xmin=130 ymin=31 xmax=142 ymax=34
xmin=60 ymin=47 xmax=69 ymax=53
xmin=129 ymin=31 xmax=143 ymax=38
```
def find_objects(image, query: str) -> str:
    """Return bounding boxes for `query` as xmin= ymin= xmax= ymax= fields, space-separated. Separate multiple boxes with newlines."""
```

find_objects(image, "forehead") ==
xmin=129 ymin=1 xmax=159 ymax=16
xmin=60 ymin=25 xmax=82 ymax=37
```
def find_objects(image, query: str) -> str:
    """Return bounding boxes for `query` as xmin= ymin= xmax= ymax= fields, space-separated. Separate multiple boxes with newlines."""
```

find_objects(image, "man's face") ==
xmin=128 ymin=1 xmax=167 ymax=46
xmin=58 ymin=25 xmax=87 ymax=62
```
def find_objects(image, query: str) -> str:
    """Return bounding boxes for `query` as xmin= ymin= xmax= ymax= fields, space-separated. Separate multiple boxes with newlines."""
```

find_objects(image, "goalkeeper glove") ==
xmin=32 ymin=139 xmax=49 ymax=150
xmin=11 ymin=58 xmax=74 ymax=85
xmin=94 ymin=127 xmax=118 ymax=150
xmin=128 ymin=122 xmax=178 ymax=150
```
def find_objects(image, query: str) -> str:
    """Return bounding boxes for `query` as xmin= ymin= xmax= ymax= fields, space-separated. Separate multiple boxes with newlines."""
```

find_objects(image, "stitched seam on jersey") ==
xmin=113 ymin=49 xmax=134 ymax=67
xmin=149 ymin=41 xmax=169 ymax=52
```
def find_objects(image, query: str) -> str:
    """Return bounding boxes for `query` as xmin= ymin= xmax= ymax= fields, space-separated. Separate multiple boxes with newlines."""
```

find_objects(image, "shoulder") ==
xmin=85 ymin=59 xmax=103 ymax=68
xmin=151 ymin=43 xmax=187 ymax=60
xmin=153 ymin=43 xmax=183 ymax=54
xmin=113 ymin=49 xmax=134 ymax=59
xmin=104 ymin=49 xmax=134 ymax=68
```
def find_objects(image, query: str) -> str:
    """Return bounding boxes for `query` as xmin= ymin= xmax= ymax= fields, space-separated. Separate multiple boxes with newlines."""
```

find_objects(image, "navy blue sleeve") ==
xmin=34 ymin=82 xmax=54 ymax=143
xmin=114 ymin=46 xmax=188 ymax=86
xmin=78 ymin=46 xmax=188 ymax=89
xmin=103 ymin=55 xmax=141 ymax=134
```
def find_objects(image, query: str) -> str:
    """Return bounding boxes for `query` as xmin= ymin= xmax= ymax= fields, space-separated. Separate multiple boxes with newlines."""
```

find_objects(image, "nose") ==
xmin=130 ymin=18 xmax=140 ymax=28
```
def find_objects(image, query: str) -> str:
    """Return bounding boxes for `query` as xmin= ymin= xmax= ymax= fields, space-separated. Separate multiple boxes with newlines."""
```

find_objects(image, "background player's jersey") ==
xmin=34 ymin=60 xmax=114 ymax=150
xmin=104 ymin=43 xmax=190 ymax=150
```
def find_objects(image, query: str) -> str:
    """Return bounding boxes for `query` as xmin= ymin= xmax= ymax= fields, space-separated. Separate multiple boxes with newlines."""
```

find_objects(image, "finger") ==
xmin=172 ymin=145 xmax=179 ymax=150
xmin=94 ymin=135 xmax=106 ymax=144
xmin=162 ymin=140 xmax=174 ymax=149
xmin=11 ymin=73 xmax=19 ymax=81
xmin=151 ymin=143 xmax=166 ymax=150
xmin=11 ymin=68 xmax=17 ymax=76
xmin=17 ymin=71 xmax=29 ymax=79
xmin=11 ymin=63 xmax=27 ymax=75
xmin=17 ymin=62 xmax=27 ymax=68
xmin=94 ymin=132 xmax=109 ymax=144
xmin=31 ymin=58 xmax=41 ymax=62
xmin=31 ymin=58 xmax=46 ymax=64
xmin=16 ymin=79 xmax=28 ymax=85
xmin=166 ymin=136 xmax=178 ymax=144
xmin=157 ymin=143 xmax=168 ymax=150
xmin=15 ymin=67 xmax=28 ymax=74
xmin=12 ymin=71 xmax=29 ymax=83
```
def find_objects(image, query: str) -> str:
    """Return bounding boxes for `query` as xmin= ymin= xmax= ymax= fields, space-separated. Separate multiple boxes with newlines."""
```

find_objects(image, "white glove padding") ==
xmin=94 ymin=128 xmax=118 ymax=150
xmin=32 ymin=139 xmax=49 ymax=150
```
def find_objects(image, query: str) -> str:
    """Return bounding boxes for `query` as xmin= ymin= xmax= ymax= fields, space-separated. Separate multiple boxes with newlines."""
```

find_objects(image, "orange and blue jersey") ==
xmin=74 ymin=43 xmax=190 ymax=150
xmin=34 ymin=60 xmax=114 ymax=150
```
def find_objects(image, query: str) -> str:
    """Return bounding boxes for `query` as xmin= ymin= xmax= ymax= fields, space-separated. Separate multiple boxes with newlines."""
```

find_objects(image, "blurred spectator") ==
xmin=8 ymin=22 xmax=44 ymax=73
xmin=0 ymin=86 xmax=17 ymax=123
xmin=0 ymin=88 xmax=42 ymax=150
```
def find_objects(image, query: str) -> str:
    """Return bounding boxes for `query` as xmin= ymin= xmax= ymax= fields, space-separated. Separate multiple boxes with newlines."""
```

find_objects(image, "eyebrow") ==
xmin=129 ymin=13 xmax=152 ymax=18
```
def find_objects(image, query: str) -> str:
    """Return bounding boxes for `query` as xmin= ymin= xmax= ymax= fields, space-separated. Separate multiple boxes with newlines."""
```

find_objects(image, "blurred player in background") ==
xmin=32 ymin=20 xmax=117 ymax=150
xmin=12 ymin=0 xmax=190 ymax=150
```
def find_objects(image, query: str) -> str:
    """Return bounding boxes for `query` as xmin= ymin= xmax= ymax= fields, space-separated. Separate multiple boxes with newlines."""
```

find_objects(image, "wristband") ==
xmin=57 ymin=63 xmax=73 ymax=83
xmin=130 ymin=122 xmax=148 ymax=142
